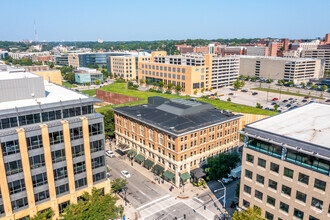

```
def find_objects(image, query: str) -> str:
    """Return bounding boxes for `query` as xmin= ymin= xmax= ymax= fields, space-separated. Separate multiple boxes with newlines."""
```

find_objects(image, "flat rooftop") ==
xmin=247 ymin=103 xmax=330 ymax=149
xmin=0 ymin=70 xmax=39 ymax=80
xmin=239 ymin=55 xmax=320 ymax=62
xmin=114 ymin=97 xmax=241 ymax=136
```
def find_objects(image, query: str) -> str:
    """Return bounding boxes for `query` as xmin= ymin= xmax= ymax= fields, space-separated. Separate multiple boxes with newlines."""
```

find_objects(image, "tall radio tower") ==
xmin=34 ymin=19 xmax=38 ymax=43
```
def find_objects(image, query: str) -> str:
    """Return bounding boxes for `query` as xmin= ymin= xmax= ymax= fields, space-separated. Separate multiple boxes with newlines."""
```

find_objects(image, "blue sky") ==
xmin=1 ymin=0 xmax=329 ymax=41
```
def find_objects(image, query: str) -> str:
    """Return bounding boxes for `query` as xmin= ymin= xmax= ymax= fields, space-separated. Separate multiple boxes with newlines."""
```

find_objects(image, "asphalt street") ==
xmin=106 ymin=155 xmax=167 ymax=208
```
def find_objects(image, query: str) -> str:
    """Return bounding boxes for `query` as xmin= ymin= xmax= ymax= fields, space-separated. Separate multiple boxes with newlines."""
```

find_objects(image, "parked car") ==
xmin=221 ymin=177 xmax=234 ymax=184
xmin=326 ymin=99 xmax=330 ymax=102
xmin=106 ymin=150 xmax=115 ymax=158
xmin=302 ymin=99 xmax=308 ymax=102
xmin=121 ymin=170 xmax=131 ymax=178
xmin=282 ymin=100 xmax=288 ymax=103
xmin=289 ymin=98 xmax=294 ymax=100
xmin=304 ymin=96 xmax=309 ymax=99
xmin=241 ymin=89 xmax=248 ymax=92
xmin=271 ymin=102 xmax=276 ymax=105
xmin=252 ymin=92 xmax=258 ymax=95
xmin=286 ymin=104 xmax=291 ymax=108
xmin=272 ymin=98 xmax=278 ymax=101
xmin=228 ymin=93 xmax=234 ymax=95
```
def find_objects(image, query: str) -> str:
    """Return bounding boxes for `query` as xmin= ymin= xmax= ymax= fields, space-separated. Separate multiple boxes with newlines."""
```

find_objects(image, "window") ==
xmin=26 ymin=135 xmax=43 ymax=150
xmin=53 ymin=167 xmax=67 ymax=181
xmin=8 ymin=179 xmax=26 ymax=194
xmin=281 ymin=185 xmax=291 ymax=196
xmin=93 ymin=171 xmax=106 ymax=183
xmin=283 ymin=167 xmax=293 ymax=178
xmin=279 ymin=202 xmax=289 ymax=213
xmin=41 ymin=110 xmax=61 ymax=122
xmin=293 ymin=208 xmax=304 ymax=220
xmin=49 ymin=131 xmax=64 ymax=145
xmin=270 ymin=162 xmax=279 ymax=173
xmin=19 ymin=113 xmax=40 ymax=125
xmin=5 ymin=160 xmax=23 ymax=176
xmin=296 ymin=191 xmax=307 ymax=203
xmin=255 ymin=190 xmax=263 ymax=200
xmin=243 ymin=185 xmax=251 ymax=194
xmin=245 ymin=169 xmax=252 ymax=179
xmin=32 ymin=172 xmax=48 ymax=187
xmin=309 ymin=216 xmax=319 ymax=220
xmin=314 ymin=179 xmax=326 ymax=191
xmin=182 ymin=68 xmax=185 ymax=73
xmin=268 ymin=179 xmax=277 ymax=190
xmin=63 ymin=107 xmax=81 ymax=118
xmin=258 ymin=158 xmax=266 ymax=168
xmin=29 ymin=154 xmax=45 ymax=169
xmin=311 ymin=197 xmax=323 ymax=210
xmin=256 ymin=174 xmax=264 ymax=184
xmin=70 ymin=127 xmax=83 ymax=140
xmin=90 ymin=140 xmax=104 ymax=153
xmin=265 ymin=212 xmax=274 ymax=220
xmin=75 ymin=177 xmax=87 ymax=189
xmin=0 ymin=117 xmax=18 ymax=130
xmin=35 ymin=190 xmax=49 ymax=203
xmin=242 ymin=200 xmax=250 ymax=208
xmin=56 ymin=183 xmax=69 ymax=196
xmin=89 ymin=123 xmax=103 ymax=136
xmin=246 ymin=154 xmax=254 ymax=163
xmin=51 ymin=149 xmax=66 ymax=163
xmin=91 ymin=156 xmax=105 ymax=169
xmin=248 ymin=138 xmax=282 ymax=157
xmin=298 ymin=173 xmax=309 ymax=185
xmin=73 ymin=161 xmax=86 ymax=174
xmin=11 ymin=197 xmax=28 ymax=210
xmin=1 ymin=140 xmax=20 ymax=156
xmin=72 ymin=144 xmax=84 ymax=157
xmin=58 ymin=201 xmax=70 ymax=214
xmin=0 ymin=204 xmax=4 ymax=214
xmin=266 ymin=196 xmax=275 ymax=206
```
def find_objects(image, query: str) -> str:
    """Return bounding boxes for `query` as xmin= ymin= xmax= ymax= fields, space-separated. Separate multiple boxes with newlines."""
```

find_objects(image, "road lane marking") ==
xmin=140 ymin=200 xmax=181 ymax=220
xmin=194 ymin=197 xmax=204 ymax=204
xmin=137 ymin=194 xmax=171 ymax=210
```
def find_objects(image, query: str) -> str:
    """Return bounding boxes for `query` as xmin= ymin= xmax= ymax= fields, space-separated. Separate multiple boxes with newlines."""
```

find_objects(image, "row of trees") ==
xmin=139 ymin=79 xmax=182 ymax=92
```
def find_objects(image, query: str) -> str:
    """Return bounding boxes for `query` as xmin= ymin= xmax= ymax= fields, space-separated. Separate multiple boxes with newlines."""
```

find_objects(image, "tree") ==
xmin=311 ymin=85 xmax=318 ymax=90
xmin=201 ymin=87 xmax=205 ymax=93
xmin=274 ymin=103 xmax=279 ymax=112
xmin=87 ymin=64 xmax=92 ymax=68
xmin=100 ymin=109 xmax=115 ymax=139
xmin=145 ymin=79 xmax=150 ymax=86
xmin=29 ymin=209 xmax=53 ymax=220
xmin=64 ymin=72 xmax=75 ymax=83
xmin=251 ymin=76 xmax=257 ymax=82
xmin=194 ymin=89 xmax=198 ymax=94
xmin=61 ymin=188 xmax=123 ymax=220
xmin=109 ymin=72 xmax=113 ymax=79
xmin=246 ymin=76 xmax=250 ymax=81
xmin=233 ymin=206 xmax=264 ymax=220
xmin=300 ymin=82 xmax=305 ymax=87
xmin=153 ymin=82 xmax=157 ymax=87
xmin=321 ymin=85 xmax=328 ymax=91
xmin=268 ymin=79 xmax=273 ymax=83
xmin=95 ymin=80 xmax=100 ymax=85
xmin=86 ymin=82 xmax=91 ymax=86
xmin=227 ymin=97 xmax=231 ymax=102
xmin=277 ymin=79 xmax=285 ymax=86
xmin=209 ymin=87 xmax=213 ymax=91
xmin=287 ymin=81 xmax=294 ymax=87
xmin=176 ymin=85 xmax=182 ymax=92
xmin=93 ymin=64 xmax=99 ymax=69
xmin=111 ymin=178 xmax=128 ymax=193
xmin=205 ymin=153 xmax=240 ymax=180
xmin=158 ymin=81 xmax=164 ymax=88
xmin=167 ymin=83 xmax=173 ymax=90
xmin=256 ymin=103 xmax=262 ymax=109
xmin=139 ymin=79 xmax=144 ymax=85
xmin=233 ymin=79 xmax=245 ymax=90
xmin=239 ymin=75 xmax=246 ymax=80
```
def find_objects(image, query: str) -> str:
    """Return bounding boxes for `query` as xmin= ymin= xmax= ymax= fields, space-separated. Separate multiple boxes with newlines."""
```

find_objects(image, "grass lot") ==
xmin=62 ymin=81 xmax=77 ymax=88
xmin=252 ymin=87 xmax=324 ymax=99
xmin=95 ymin=83 xmax=277 ymax=115
xmin=80 ymin=89 xmax=96 ymax=96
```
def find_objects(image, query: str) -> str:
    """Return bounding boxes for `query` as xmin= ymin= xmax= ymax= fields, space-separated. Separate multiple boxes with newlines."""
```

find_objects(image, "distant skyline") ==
xmin=1 ymin=0 xmax=330 ymax=42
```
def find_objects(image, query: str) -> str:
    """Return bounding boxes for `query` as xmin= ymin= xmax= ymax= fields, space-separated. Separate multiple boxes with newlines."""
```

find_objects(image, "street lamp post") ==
xmin=214 ymin=180 xmax=227 ymax=209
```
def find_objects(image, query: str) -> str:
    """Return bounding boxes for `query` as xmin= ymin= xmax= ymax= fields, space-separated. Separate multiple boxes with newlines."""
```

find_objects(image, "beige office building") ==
xmin=239 ymin=103 xmax=330 ymax=220
xmin=239 ymin=56 xmax=324 ymax=83
xmin=302 ymin=49 xmax=330 ymax=71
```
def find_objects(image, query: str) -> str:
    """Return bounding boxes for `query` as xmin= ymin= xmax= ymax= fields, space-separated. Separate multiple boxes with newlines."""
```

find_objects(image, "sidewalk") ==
xmin=115 ymin=196 xmax=138 ymax=220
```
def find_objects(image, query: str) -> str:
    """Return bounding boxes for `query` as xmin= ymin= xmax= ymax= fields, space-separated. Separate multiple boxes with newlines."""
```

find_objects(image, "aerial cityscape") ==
xmin=0 ymin=0 xmax=329 ymax=220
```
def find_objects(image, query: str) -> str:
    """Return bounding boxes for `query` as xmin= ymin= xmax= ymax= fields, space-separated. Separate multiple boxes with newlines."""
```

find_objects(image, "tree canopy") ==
xmin=100 ymin=109 xmax=115 ymax=139
xmin=205 ymin=153 xmax=240 ymax=180
xmin=29 ymin=209 xmax=53 ymax=220
xmin=61 ymin=188 xmax=123 ymax=220
xmin=111 ymin=178 xmax=128 ymax=193
xmin=233 ymin=207 xmax=264 ymax=220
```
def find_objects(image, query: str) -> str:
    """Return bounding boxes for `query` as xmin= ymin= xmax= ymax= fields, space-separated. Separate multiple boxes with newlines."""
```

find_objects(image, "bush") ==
xmin=156 ymin=89 xmax=163 ymax=93
xmin=201 ymin=95 xmax=208 ymax=99
xmin=115 ymin=78 xmax=126 ymax=83
xmin=227 ymin=98 xmax=231 ymax=102
xmin=165 ymin=90 xmax=172 ymax=94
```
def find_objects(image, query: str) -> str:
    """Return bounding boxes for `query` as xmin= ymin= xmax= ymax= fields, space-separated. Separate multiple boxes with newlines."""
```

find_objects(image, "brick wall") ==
xmin=96 ymin=90 xmax=143 ymax=104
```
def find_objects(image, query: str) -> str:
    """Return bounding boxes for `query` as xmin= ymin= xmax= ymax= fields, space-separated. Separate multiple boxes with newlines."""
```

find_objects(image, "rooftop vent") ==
xmin=137 ymin=114 xmax=141 ymax=117
xmin=169 ymin=127 xmax=175 ymax=130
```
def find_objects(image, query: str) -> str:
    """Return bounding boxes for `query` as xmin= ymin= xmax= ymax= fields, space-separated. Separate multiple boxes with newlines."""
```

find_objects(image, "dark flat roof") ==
xmin=114 ymin=97 xmax=241 ymax=136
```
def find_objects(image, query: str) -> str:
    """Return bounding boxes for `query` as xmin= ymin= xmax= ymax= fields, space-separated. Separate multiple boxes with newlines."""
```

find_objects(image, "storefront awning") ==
xmin=191 ymin=168 xmax=206 ymax=179
xmin=152 ymin=164 xmax=164 ymax=174
xmin=180 ymin=172 xmax=191 ymax=182
xmin=163 ymin=170 xmax=175 ymax=180
xmin=127 ymin=149 xmax=137 ymax=156
xmin=135 ymin=154 xmax=145 ymax=163
xmin=143 ymin=159 xmax=154 ymax=169
xmin=118 ymin=143 xmax=130 ymax=152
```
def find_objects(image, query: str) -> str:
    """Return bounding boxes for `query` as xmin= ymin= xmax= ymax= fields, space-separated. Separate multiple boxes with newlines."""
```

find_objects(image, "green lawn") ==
xmin=62 ymin=81 xmax=77 ymax=88
xmin=251 ymin=87 xmax=324 ymax=99
xmin=95 ymin=83 xmax=276 ymax=115
xmin=80 ymin=89 xmax=96 ymax=96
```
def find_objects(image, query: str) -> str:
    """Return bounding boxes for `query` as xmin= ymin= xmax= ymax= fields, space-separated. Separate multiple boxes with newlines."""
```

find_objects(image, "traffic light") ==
xmin=204 ymin=205 xmax=206 ymax=210
xmin=183 ymin=214 xmax=186 ymax=219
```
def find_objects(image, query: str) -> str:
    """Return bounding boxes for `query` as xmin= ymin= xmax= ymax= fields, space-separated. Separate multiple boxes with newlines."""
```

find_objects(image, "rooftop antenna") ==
xmin=34 ymin=19 xmax=38 ymax=43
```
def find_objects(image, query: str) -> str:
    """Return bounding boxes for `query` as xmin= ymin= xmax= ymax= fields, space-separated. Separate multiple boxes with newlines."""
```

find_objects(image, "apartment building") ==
xmin=246 ymin=47 xmax=269 ymax=56
xmin=302 ymin=49 xmax=330 ymax=71
xmin=0 ymin=71 xmax=109 ymax=219
xmin=74 ymin=67 xmax=103 ymax=85
xmin=138 ymin=52 xmax=240 ymax=94
xmin=239 ymin=56 xmax=324 ymax=83
xmin=113 ymin=97 xmax=241 ymax=187
xmin=109 ymin=53 xmax=151 ymax=80
xmin=239 ymin=103 xmax=330 ymax=220
xmin=55 ymin=55 xmax=69 ymax=66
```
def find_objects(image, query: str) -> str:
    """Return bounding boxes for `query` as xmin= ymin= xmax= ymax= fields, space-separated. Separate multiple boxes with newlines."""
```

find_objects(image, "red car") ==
xmin=304 ymin=96 xmax=309 ymax=99
xmin=272 ymin=98 xmax=278 ymax=101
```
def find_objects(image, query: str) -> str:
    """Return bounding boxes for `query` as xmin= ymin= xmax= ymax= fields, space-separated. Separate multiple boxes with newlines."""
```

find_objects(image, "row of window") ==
xmin=141 ymin=71 xmax=186 ymax=81
xmin=141 ymin=64 xmax=186 ymax=73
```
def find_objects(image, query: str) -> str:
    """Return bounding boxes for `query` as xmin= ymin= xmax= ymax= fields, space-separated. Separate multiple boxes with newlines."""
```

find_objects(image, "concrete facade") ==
xmin=302 ymin=49 xmax=330 ymax=71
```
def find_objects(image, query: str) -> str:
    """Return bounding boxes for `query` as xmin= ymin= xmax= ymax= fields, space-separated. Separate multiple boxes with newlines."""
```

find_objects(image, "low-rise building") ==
xmin=22 ymin=65 xmax=62 ymax=85
xmin=246 ymin=47 xmax=269 ymax=56
xmin=114 ymin=97 xmax=242 ymax=187
xmin=239 ymin=56 xmax=324 ymax=83
xmin=239 ymin=103 xmax=330 ymax=220
xmin=74 ymin=67 xmax=103 ymax=85
xmin=302 ymin=49 xmax=330 ymax=71
xmin=55 ymin=54 xmax=69 ymax=66
xmin=0 ymin=70 xmax=109 ymax=219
